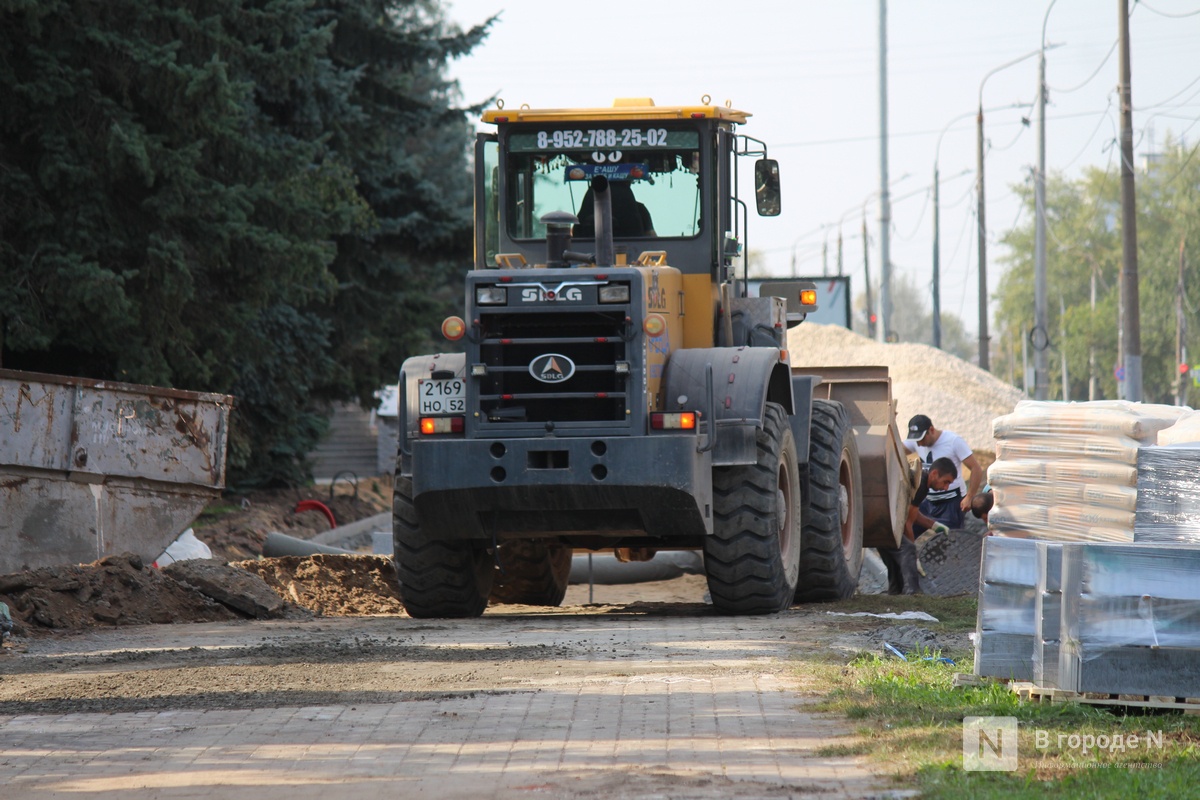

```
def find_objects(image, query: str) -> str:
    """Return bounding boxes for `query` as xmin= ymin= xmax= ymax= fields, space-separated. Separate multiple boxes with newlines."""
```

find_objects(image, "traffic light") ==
xmin=868 ymin=313 xmax=877 ymax=338
xmin=1181 ymin=363 xmax=1191 ymax=375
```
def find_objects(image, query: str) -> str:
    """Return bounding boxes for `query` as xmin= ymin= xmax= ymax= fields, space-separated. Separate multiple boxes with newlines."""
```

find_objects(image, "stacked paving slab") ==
xmin=976 ymin=401 xmax=1200 ymax=697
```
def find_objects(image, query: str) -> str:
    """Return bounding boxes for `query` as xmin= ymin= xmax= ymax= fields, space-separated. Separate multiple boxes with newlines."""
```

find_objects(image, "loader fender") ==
xmin=662 ymin=347 xmax=794 ymax=466
xmin=397 ymin=352 xmax=465 ymax=474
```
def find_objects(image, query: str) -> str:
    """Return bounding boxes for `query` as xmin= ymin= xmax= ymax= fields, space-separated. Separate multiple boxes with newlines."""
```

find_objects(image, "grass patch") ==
xmin=801 ymin=630 xmax=1200 ymax=798
xmin=194 ymin=502 xmax=244 ymax=523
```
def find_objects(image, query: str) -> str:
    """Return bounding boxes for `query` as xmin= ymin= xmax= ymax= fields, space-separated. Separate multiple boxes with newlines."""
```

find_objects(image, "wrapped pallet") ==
xmin=976 ymin=537 xmax=1200 ymax=696
xmin=1059 ymin=542 xmax=1200 ymax=697
xmin=974 ymin=536 xmax=1039 ymax=681
xmin=1134 ymin=444 xmax=1200 ymax=544
xmin=1034 ymin=542 xmax=1064 ymax=689
xmin=988 ymin=400 xmax=1189 ymax=542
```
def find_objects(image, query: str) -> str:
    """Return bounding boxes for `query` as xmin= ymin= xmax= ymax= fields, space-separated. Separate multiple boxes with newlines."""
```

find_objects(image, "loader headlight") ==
xmin=598 ymin=284 xmax=630 ymax=304
xmin=476 ymin=286 xmax=508 ymax=305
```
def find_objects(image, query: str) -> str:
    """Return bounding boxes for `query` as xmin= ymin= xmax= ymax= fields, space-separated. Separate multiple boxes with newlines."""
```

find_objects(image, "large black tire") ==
xmin=794 ymin=399 xmax=864 ymax=602
xmin=392 ymin=475 xmax=493 ymax=618
xmin=489 ymin=540 xmax=572 ymax=606
xmin=704 ymin=402 xmax=802 ymax=615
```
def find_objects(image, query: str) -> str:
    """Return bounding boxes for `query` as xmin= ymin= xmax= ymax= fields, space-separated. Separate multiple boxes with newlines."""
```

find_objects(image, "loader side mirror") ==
xmin=754 ymin=158 xmax=781 ymax=216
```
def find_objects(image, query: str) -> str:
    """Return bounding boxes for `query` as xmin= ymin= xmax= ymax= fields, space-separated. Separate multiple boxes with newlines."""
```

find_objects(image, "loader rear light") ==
xmin=799 ymin=289 xmax=818 ymax=307
xmin=644 ymin=314 xmax=666 ymax=336
xmin=420 ymin=416 xmax=464 ymax=435
xmin=441 ymin=316 xmax=466 ymax=341
xmin=651 ymin=412 xmax=697 ymax=430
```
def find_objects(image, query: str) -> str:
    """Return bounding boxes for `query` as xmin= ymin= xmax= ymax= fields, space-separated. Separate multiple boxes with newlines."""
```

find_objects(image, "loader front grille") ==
xmin=477 ymin=310 xmax=629 ymax=424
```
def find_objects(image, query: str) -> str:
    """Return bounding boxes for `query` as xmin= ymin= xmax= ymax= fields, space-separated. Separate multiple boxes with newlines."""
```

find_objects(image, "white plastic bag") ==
xmin=154 ymin=528 xmax=212 ymax=567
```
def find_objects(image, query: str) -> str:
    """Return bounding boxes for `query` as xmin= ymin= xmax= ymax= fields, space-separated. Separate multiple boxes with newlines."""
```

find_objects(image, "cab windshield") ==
xmin=505 ymin=125 xmax=702 ymax=240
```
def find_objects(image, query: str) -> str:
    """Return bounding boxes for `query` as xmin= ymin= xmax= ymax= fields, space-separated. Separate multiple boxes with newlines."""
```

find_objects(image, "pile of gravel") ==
xmin=787 ymin=323 xmax=1025 ymax=462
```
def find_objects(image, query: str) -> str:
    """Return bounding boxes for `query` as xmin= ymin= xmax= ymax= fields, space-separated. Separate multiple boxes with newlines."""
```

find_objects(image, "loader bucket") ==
xmin=792 ymin=365 xmax=913 ymax=548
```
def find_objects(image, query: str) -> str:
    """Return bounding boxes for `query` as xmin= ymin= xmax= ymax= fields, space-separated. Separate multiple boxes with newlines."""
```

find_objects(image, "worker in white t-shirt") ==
xmin=902 ymin=414 xmax=983 ymax=531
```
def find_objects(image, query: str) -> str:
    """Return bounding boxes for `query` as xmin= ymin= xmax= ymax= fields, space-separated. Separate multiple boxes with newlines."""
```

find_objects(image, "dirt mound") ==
xmin=0 ymin=553 xmax=242 ymax=633
xmin=194 ymin=481 xmax=393 ymax=562
xmin=235 ymin=555 xmax=405 ymax=617
xmin=0 ymin=551 xmax=406 ymax=638
xmin=788 ymin=323 xmax=1024 ymax=461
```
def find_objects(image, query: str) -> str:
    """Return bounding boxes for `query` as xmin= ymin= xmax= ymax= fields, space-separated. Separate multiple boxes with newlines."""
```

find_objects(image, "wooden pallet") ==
xmin=953 ymin=672 xmax=989 ymax=688
xmin=1010 ymin=681 xmax=1200 ymax=712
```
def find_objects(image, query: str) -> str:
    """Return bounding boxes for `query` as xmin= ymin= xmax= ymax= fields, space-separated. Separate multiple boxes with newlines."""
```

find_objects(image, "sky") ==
xmin=441 ymin=0 xmax=1200 ymax=338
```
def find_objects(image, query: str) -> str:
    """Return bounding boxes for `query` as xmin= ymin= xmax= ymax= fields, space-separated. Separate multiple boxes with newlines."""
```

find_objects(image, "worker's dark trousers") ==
xmin=876 ymin=537 xmax=922 ymax=595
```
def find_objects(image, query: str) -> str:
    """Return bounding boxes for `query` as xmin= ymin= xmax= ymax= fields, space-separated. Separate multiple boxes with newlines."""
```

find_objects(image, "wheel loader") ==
xmin=393 ymin=98 xmax=912 ymax=617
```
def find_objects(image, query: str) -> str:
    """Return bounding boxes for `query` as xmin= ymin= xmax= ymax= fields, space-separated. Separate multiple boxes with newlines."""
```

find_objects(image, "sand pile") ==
xmin=787 ymin=323 xmax=1024 ymax=461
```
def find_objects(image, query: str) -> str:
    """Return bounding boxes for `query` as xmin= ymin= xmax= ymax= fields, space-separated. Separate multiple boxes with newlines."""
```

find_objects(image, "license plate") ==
xmin=418 ymin=378 xmax=466 ymax=414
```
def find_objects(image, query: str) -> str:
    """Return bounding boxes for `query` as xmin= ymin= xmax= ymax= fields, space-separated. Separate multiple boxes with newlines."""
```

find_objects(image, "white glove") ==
xmin=931 ymin=522 xmax=950 ymax=535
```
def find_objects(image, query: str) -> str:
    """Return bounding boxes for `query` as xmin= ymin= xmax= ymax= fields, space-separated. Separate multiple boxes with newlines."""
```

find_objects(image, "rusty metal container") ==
xmin=0 ymin=369 xmax=234 ymax=572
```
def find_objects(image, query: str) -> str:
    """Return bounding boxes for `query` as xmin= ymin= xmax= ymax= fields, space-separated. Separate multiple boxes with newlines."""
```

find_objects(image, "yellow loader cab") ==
xmin=475 ymin=98 xmax=770 ymax=352
xmin=391 ymin=99 xmax=910 ymax=619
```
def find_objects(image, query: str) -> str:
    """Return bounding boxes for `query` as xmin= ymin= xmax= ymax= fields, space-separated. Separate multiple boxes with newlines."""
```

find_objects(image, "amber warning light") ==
xmin=650 ymin=412 xmax=697 ymax=430
xmin=799 ymin=289 xmax=817 ymax=307
xmin=441 ymin=316 xmax=466 ymax=341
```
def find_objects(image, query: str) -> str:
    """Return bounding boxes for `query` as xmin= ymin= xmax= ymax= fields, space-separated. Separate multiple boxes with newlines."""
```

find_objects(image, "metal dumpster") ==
xmin=0 ymin=369 xmax=234 ymax=573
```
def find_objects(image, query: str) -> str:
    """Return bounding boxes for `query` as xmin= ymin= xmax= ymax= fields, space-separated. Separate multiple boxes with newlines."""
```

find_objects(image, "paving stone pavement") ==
xmin=0 ymin=614 xmax=897 ymax=799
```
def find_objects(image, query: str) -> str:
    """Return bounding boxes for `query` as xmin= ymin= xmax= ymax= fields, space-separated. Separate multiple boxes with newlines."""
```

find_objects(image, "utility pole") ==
xmin=1008 ymin=331 xmax=1016 ymax=386
xmin=976 ymin=105 xmax=990 ymax=369
xmin=976 ymin=50 xmax=1047 ymax=371
xmin=1089 ymin=261 xmax=1098 ymax=401
xmin=1034 ymin=2 xmax=1057 ymax=400
xmin=1021 ymin=331 xmax=1030 ymax=396
xmin=1060 ymin=295 xmax=1069 ymax=400
xmin=863 ymin=211 xmax=875 ymax=338
xmin=878 ymin=0 xmax=892 ymax=343
xmin=837 ymin=227 xmax=844 ymax=276
xmin=932 ymin=162 xmax=942 ymax=348
xmin=1177 ymin=236 xmax=1188 ymax=406
xmin=1118 ymin=0 xmax=1142 ymax=401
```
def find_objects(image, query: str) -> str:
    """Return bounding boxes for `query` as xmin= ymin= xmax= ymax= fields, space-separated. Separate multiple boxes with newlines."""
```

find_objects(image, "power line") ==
xmin=1047 ymin=39 xmax=1118 ymax=94
xmin=1135 ymin=0 xmax=1200 ymax=18
xmin=1060 ymin=94 xmax=1117 ymax=171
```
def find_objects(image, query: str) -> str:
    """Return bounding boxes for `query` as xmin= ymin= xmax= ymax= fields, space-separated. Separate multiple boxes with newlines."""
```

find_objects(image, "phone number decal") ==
xmin=536 ymin=128 xmax=669 ymax=150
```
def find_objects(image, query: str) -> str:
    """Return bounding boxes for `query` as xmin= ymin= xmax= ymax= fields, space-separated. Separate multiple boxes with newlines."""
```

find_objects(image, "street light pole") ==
xmin=932 ymin=160 xmax=941 ymax=349
xmin=933 ymin=109 xmax=982 ymax=350
xmin=977 ymin=48 xmax=1044 ymax=372
xmin=878 ymin=0 xmax=892 ymax=343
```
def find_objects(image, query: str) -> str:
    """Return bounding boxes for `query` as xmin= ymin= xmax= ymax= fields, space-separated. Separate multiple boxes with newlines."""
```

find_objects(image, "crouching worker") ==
xmin=877 ymin=457 xmax=957 ymax=595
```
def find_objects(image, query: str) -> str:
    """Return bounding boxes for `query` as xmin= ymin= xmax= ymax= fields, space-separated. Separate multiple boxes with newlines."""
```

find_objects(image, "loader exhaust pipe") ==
xmin=591 ymin=176 xmax=615 ymax=267
xmin=541 ymin=211 xmax=578 ymax=268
